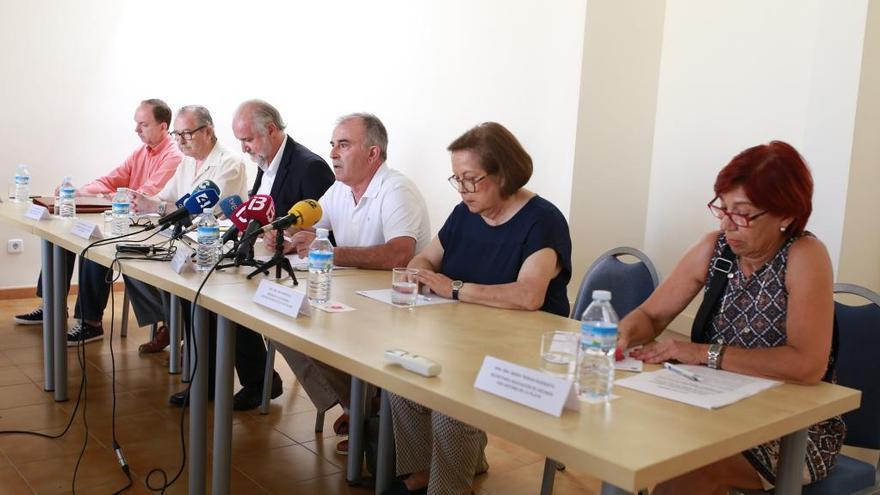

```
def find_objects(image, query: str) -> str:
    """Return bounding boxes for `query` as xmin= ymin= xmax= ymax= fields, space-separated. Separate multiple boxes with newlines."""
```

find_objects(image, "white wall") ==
xmin=644 ymin=0 xmax=868 ymax=330
xmin=0 ymin=0 xmax=586 ymax=289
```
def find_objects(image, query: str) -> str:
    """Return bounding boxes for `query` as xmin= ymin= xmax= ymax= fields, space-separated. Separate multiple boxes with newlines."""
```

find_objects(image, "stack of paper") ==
xmin=615 ymin=365 xmax=781 ymax=409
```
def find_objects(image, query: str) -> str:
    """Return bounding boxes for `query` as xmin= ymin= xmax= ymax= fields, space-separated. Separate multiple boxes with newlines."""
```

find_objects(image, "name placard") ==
xmin=253 ymin=279 xmax=311 ymax=318
xmin=170 ymin=244 xmax=194 ymax=274
xmin=24 ymin=204 xmax=50 ymax=220
xmin=473 ymin=356 xmax=579 ymax=417
xmin=71 ymin=220 xmax=102 ymax=240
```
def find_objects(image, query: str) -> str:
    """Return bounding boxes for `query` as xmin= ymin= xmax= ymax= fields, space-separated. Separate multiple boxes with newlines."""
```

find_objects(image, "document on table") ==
xmin=615 ymin=365 xmax=781 ymax=409
xmin=356 ymin=289 xmax=459 ymax=307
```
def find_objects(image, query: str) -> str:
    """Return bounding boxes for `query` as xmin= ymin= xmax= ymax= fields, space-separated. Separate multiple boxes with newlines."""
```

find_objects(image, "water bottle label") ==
xmin=60 ymin=187 xmax=75 ymax=198
xmin=111 ymin=202 xmax=130 ymax=214
xmin=308 ymin=251 xmax=333 ymax=270
xmin=581 ymin=322 xmax=617 ymax=349
xmin=15 ymin=175 xmax=29 ymax=185
xmin=197 ymin=226 xmax=219 ymax=242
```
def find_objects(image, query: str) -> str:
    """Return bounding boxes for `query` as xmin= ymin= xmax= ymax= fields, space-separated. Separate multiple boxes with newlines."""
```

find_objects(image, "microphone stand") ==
xmin=247 ymin=227 xmax=297 ymax=284
xmin=217 ymin=223 xmax=267 ymax=272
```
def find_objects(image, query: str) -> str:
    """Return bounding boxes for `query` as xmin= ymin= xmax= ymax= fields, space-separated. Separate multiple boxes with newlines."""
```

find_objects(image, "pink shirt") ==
xmin=78 ymin=135 xmax=183 ymax=196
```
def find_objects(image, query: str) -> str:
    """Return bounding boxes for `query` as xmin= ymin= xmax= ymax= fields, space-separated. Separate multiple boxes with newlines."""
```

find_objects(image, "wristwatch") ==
xmin=707 ymin=343 xmax=725 ymax=369
xmin=451 ymin=280 xmax=463 ymax=300
xmin=156 ymin=202 xmax=166 ymax=216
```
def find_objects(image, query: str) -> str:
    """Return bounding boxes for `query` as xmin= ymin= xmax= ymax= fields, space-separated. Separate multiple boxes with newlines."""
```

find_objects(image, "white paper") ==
xmin=615 ymin=347 xmax=644 ymax=372
xmin=474 ymin=356 xmax=579 ymax=417
xmin=24 ymin=204 xmax=50 ymax=220
xmin=71 ymin=219 xmax=102 ymax=239
xmin=615 ymin=365 xmax=781 ymax=409
xmin=170 ymin=244 xmax=194 ymax=274
xmin=356 ymin=288 xmax=459 ymax=307
xmin=253 ymin=279 xmax=311 ymax=317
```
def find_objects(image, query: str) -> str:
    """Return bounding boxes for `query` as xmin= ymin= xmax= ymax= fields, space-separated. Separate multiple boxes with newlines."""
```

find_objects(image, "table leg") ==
xmin=375 ymin=389 xmax=395 ymax=494
xmin=52 ymin=244 xmax=68 ymax=402
xmin=540 ymin=458 xmax=558 ymax=495
xmin=347 ymin=377 xmax=367 ymax=484
xmin=212 ymin=315 xmax=235 ymax=495
xmin=41 ymin=240 xmax=55 ymax=392
xmin=169 ymin=294 xmax=181 ymax=375
xmin=775 ymin=428 xmax=808 ymax=495
xmin=188 ymin=305 xmax=209 ymax=495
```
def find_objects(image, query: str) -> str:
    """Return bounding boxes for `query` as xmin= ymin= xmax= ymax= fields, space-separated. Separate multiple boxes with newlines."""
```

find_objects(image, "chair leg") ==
xmin=120 ymin=288 xmax=130 ymax=338
xmin=259 ymin=339 xmax=276 ymax=415
xmin=315 ymin=408 xmax=325 ymax=433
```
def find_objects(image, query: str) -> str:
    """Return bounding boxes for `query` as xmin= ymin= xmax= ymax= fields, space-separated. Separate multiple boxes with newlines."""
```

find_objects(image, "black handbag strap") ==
xmin=689 ymin=241 xmax=839 ymax=382
xmin=690 ymin=244 xmax=735 ymax=344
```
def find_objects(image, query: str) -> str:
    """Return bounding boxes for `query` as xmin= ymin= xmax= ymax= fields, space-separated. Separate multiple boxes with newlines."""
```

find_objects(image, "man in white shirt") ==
xmin=271 ymin=113 xmax=430 ymax=453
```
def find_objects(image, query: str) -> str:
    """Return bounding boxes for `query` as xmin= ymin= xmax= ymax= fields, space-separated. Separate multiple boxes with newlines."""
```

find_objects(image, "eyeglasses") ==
xmin=707 ymin=197 xmax=768 ymax=227
xmin=448 ymin=174 xmax=487 ymax=193
xmin=129 ymin=216 xmax=154 ymax=228
xmin=169 ymin=125 xmax=207 ymax=141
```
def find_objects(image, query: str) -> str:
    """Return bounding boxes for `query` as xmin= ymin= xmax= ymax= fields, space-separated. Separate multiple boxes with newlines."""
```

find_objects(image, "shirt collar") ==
xmin=259 ymin=134 xmax=288 ymax=175
xmin=360 ymin=163 xmax=390 ymax=200
xmin=147 ymin=135 xmax=172 ymax=155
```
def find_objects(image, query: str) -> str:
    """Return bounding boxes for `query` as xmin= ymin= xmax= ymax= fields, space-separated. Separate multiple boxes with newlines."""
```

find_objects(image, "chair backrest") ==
xmin=571 ymin=247 xmax=660 ymax=320
xmin=833 ymin=283 xmax=880 ymax=450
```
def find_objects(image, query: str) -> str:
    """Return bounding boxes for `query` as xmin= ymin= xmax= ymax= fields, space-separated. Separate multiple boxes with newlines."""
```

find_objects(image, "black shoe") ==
xmin=14 ymin=307 xmax=43 ymax=325
xmin=380 ymin=478 xmax=427 ymax=495
xmin=169 ymin=388 xmax=215 ymax=407
xmin=66 ymin=321 xmax=104 ymax=346
xmin=233 ymin=374 xmax=283 ymax=411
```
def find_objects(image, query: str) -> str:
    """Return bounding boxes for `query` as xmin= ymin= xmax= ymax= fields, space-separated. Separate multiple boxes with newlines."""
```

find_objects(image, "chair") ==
xmin=735 ymin=283 xmax=880 ymax=495
xmin=542 ymin=246 xmax=660 ymax=495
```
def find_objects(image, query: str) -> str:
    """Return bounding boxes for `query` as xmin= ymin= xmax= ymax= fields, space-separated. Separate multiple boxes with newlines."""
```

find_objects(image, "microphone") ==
xmin=233 ymin=219 xmax=264 ymax=264
xmin=258 ymin=199 xmax=322 ymax=234
xmin=194 ymin=179 xmax=220 ymax=195
xmin=244 ymin=194 xmax=275 ymax=227
xmin=218 ymin=194 xmax=244 ymax=218
xmin=158 ymin=188 xmax=220 ymax=227
xmin=175 ymin=193 xmax=190 ymax=208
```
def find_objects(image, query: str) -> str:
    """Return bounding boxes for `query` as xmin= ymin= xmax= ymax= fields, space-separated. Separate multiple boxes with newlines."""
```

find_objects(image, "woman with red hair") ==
xmin=618 ymin=141 xmax=844 ymax=493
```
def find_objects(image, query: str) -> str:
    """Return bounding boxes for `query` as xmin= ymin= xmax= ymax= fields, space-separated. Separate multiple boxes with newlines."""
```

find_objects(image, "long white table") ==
xmin=0 ymin=202 xmax=862 ymax=495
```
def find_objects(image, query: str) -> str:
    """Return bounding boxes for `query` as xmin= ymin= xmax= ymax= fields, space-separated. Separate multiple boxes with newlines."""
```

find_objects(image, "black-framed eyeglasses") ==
xmin=448 ymin=174 xmax=487 ymax=193
xmin=169 ymin=125 xmax=207 ymax=141
xmin=707 ymin=196 xmax=768 ymax=227
xmin=129 ymin=216 xmax=154 ymax=228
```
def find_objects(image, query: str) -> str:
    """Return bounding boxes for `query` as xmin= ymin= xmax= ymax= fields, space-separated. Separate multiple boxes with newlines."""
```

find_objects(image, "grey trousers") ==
xmin=388 ymin=393 xmax=488 ymax=495
xmin=121 ymin=276 xmax=168 ymax=328
xmin=275 ymin=343 xmax=353 ymax=412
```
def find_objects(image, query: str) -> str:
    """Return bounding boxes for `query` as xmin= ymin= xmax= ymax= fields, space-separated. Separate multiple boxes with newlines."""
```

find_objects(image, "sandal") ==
xmin=333 ymin=413 xmax=349 ymax=435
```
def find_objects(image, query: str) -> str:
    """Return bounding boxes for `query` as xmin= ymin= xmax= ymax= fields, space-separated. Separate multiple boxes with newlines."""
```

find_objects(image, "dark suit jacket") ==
xmin=250 ymin=135 xmax=334 ymax=215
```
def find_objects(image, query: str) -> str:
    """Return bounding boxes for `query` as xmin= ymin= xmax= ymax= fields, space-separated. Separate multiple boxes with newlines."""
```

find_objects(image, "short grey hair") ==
xmin=178 ymin=105 xmax=214 ymax=128
xmin=237 ymin=99 xmax=287 ymax=135
xmin=336 ymin=112 xmax=388 ymax=162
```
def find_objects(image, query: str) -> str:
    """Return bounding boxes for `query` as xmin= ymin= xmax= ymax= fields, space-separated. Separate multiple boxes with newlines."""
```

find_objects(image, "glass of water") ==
xmin=391 ymin=267 xmax=419 ymax=308
xmin=540 ymin=331 xmax=578 ymax=378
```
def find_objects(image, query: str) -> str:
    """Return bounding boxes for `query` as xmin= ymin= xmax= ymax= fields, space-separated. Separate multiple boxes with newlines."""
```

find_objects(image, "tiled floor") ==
xmin=0 ymin=294 xmax=599 ymax=494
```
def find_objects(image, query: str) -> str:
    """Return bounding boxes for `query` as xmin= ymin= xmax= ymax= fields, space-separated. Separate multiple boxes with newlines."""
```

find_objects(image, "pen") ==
xmin=664 ymin=362 xmax=702 ymax=382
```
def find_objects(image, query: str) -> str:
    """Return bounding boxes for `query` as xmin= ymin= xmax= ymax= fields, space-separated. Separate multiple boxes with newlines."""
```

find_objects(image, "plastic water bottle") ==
xmin=577 ymin=290 xmax=619 ymax=402
xmin=195 ymin=208 xmax=220 ymax=271
xmin=13 ymin=164 xmax=31 ymax=203
xmin=111 ymin=187 xmax=131 ymax=236
xmin=307 ymin=228 xmax=334 ymax=304
xmin=58 ymin=176 xmax=76 ymax=218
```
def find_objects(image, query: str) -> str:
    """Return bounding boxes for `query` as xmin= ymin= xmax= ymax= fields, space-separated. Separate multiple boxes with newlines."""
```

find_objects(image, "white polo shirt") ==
xmin=316 ymin=163 xmax=431 ymax=253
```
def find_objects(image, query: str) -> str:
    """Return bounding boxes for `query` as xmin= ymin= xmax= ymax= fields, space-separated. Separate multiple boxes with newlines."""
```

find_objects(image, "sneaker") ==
xmin=14 ymin=307 xmax=43 ymax=325
xmin=67 ymin=321 xmax=104 ymax=346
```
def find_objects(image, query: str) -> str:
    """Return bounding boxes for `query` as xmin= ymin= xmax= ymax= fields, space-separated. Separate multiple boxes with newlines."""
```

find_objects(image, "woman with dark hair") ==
xmin=618 ymin=141 xmax=844 ymax=493
xmin=384 ymin=122 xmax=572 ymax=495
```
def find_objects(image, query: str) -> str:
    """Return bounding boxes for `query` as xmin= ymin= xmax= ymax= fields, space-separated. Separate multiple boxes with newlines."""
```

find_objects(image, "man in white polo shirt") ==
xmin=270 ymin=112 xmax=430 ymax=453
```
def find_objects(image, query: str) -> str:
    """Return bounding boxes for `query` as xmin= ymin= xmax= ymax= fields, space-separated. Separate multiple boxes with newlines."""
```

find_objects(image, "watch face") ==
xmin=452 ymin=280 xmax=463 ymax=289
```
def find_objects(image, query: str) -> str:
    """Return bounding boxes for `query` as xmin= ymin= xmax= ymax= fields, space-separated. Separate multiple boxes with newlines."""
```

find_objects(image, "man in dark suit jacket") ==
xmin=230 ymin=99 xmax=335 ymax=410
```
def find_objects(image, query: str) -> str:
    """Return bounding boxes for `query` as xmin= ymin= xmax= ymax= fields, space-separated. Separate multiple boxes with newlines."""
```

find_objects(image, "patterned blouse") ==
xmin=704 ymin=233 xmax=845 ymax=485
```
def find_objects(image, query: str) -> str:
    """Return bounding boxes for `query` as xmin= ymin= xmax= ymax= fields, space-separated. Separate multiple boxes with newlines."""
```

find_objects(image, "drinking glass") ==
xmin=391 ymin=268 xmax=419 ymax=307
xmin=540 ymin=331 xmax=578 ymax=377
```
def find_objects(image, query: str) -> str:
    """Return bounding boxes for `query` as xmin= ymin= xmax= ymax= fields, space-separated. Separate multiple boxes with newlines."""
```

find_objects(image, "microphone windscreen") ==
xmin=193 ymin=179 xmax=220 ymax=195
xmin=183 ymin=188 xmax=220 ymax=215
xmin=175 ymin=193 xmax=191 ymax=208
xmin=289 ymin=199 xmax=322 ymax=228
xmin=228 ymin=201 xmax=250 ymax=231
xmin=218 ymin=195 xmax=244 ymax=218
xmin=245 ymin=194 xmax=276 ymax=226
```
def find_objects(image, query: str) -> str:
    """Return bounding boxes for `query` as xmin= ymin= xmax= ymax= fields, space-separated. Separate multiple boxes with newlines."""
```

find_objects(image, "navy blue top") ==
xmin=438 ymin=195 xmax=572 ymax=317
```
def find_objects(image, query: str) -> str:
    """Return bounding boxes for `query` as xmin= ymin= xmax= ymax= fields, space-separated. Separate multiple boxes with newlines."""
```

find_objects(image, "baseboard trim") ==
xmin=0 ymin=282 xmax=125 ymax=300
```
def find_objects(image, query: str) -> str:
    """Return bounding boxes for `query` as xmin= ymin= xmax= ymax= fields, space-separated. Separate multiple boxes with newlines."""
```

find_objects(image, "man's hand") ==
xmin=290 ymin=230 xmax=317 ymax=258
xmin=130 ymin=190 xmax=161 ymax=214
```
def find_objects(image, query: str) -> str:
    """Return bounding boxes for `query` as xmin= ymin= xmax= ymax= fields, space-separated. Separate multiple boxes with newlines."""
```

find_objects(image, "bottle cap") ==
xmin=316 ymin=227 xmax=329 ymax=239
xmin=592 ymin=290 xmax=611 ymax=301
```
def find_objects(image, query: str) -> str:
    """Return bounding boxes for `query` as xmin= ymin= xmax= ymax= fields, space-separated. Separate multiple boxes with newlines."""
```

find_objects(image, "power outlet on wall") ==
xmin=7 ymin=239 xmax=23 ymax=254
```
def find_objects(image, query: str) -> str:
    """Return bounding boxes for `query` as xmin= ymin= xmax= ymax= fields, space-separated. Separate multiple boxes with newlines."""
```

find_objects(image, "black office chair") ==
xmin=541 ymin=246 xmax=659 ymax=495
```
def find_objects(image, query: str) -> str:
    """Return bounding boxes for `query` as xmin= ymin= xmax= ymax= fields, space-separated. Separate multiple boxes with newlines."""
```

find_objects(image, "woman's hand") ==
xmin=630 ymin=339 xmax=706 ymax=365
xmin=415 ymin=270 xmax=455 ymax=299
